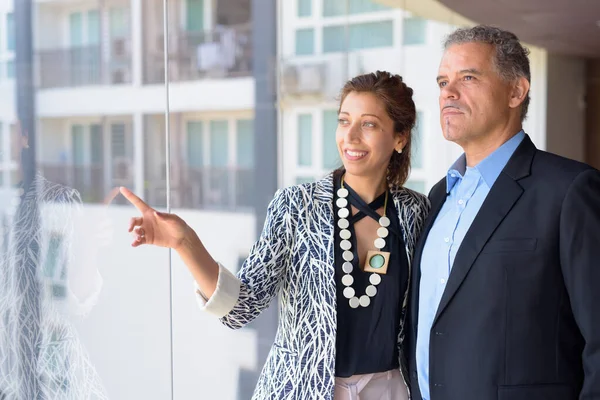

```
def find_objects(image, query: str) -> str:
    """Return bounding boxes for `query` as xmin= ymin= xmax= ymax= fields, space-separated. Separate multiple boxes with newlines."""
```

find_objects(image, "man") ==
xmin=406 ymin=25 xmax=600 ymax=400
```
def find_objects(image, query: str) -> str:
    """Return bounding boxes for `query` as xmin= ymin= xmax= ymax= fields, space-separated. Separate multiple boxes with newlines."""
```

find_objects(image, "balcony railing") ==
xmin=41 ymin=164 xmax=107 ymax=203
xmin=146 ymin=24 xmax=252 ymax=84
xmin=37 ymin=39 xmax=132 ymax=89
xmin=146 ymin=166 xmax=254 ymax=211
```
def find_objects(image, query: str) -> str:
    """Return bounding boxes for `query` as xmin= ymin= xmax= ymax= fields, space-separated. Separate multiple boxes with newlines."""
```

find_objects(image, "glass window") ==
xmin=296 ymin=176 xmax=315 ymax=184
xmin=110 ymin=7 xmax=129 ymax=38
xmin=236 ymin=119 xmax=254 ymax=168
xmin=87 ymin=10 xmax=101 ymax=45
xmin=111 ymin=123 xmax=127 ymax=158
xmin=322 ymin=110 xmax=340 ymax=169
xmin=412 ymin=111 xmax=424 ymax=169
xmin=209 ymin=120 xmax=229 ymax=167
xmin=404 ymin=180 xmax=426 ymax=194
xmin=323 ymin=25 xmax=346 ymax=53
xmin=90 ymin=124 xmax=103 ymax=164
xmin=186 ymin=0 xmax=204 ymax=32
xmin=323 ymin=21 xmax=393 ymax=53
xmin=6 ymin=12 xmax=14 ymax=51
xmin=187 ymin=121 xmax=204 ymax=167
xmin=71 ymin=125 xmax=85 ymax=165
xmin=403 ymin=17 xmax=427 ymax=45
xmin=298 ymin=0 xmax=312 ymax=17
xmin=0 ymin=122 xmax=3 ymax=163
xmin=295 ymin=28 xmax=315 ymax=55
xmin=348 ymin=21 xmax=393 ymax=50
xmin=6 ymin=60 xmax=14 ymax=79
xmin=297 ymin=114 xmax=313 ymax=166
xmin=323 ymin=0 xmax=389 ymax=16
xmin=69 ymin=12 xmax=84 ymax=47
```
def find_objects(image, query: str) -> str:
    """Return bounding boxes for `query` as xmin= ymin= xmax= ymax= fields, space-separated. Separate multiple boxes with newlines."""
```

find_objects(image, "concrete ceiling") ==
xmin=435 ymin=0 xmax=600 ymax=58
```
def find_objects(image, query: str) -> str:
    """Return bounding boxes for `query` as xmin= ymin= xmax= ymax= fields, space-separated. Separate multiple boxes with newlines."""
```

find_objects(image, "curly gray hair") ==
xmin=444 ymin=25 xmax=531 ymax=122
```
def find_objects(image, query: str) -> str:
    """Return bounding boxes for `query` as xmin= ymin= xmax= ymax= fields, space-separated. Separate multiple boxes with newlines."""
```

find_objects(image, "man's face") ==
xmin=437 ymin=42 xmax=514 ymax=147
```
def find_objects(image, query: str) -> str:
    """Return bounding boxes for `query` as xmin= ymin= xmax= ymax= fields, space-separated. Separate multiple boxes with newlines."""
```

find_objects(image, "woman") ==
xmin=121 ymin=71 xmax=430 ymax=399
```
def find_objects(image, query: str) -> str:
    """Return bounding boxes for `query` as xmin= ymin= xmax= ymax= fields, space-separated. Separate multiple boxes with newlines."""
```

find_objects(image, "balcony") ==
xmin=41 ymin=164 xmax=106 ymax=203
xmin=145 ymin=24 xmax=252 ymax=84
xmin=37 ymin=38 xmax=132 ymax=89
xmin=41 ymin=161 xmax=134 ymax=204
xmin=146 ymin=166 xmax=254 ymax=211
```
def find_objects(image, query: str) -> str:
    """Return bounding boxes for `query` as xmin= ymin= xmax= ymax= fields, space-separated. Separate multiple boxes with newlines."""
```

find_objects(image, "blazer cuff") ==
xmin=194 ymin=262 xmax=241 ymax=318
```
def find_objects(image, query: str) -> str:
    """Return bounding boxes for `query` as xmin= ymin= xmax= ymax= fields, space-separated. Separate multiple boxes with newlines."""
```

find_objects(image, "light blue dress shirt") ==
xmin=416 ymin=131 xmax=525 ymax=400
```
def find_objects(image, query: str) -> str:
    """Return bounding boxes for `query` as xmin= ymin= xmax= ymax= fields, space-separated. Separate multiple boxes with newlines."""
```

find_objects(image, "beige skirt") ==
xmin=334 ymin=369 xmax=409 ymax=400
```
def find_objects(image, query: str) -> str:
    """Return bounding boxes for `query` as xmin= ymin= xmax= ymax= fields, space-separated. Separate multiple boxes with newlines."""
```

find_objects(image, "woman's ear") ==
xmin=394 ymin=131 xmax=408 ymax=153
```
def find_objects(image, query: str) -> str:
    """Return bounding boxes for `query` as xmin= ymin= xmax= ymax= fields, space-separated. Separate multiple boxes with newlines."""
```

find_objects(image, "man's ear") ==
xmin=509 ymin=76 xmax=530 ymax=110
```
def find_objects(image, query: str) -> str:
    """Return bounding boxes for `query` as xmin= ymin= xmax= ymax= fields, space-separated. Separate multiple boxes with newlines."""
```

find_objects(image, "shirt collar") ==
xmin=446 ymin=130 xmax=526 ymax=191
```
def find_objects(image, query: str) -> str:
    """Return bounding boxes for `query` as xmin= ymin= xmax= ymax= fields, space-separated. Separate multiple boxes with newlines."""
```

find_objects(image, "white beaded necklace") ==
xmin=337 ymin=175 xmax=391 ymax=308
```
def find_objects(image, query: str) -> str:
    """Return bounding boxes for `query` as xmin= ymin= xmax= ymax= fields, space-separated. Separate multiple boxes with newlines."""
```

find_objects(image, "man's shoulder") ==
xmin=531 ymin=149 xmax=597 ymax=184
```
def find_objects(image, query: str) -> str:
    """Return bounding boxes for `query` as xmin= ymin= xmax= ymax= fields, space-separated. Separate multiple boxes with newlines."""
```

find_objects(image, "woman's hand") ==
xmin=120 ymin=187 xmax=190 ymax=250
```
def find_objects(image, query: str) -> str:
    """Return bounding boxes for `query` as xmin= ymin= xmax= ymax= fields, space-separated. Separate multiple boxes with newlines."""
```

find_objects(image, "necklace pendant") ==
xmin=363 ymin=250 xmax=390 ymax=274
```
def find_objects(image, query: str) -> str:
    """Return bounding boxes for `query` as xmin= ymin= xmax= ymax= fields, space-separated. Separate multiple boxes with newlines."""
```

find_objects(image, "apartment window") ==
xmin=71 ymin=125 xmax=86 ymax=165
xmin=185 ymin=0 xmax=204 ymax=32
xmin=6 ymin=12 xmax=14 ymax=51
xmin=6 ymin=60 xmax=14 ymax=79
xmin=209 ymin=120 xmax=228 ymax=167
xmin=298 ymin=0 xmax=312 ymax=17
xmin=404 ymin=180 xmax=426 ymax=194
xmin=43 ymin=234 xmax=67 ymax=299
xmin=110 ymin=7 xmax=129 ymax=38
xmin=297 ymin=114 xmax=313 ymax=166
xmin=323 ymin=0 xmax=389 ymax=17
xmin=87 ymin=10 xmax=101 ymax=45
xmin=90 ymin=124 xmax=103 ymax=164
xmin=412 ymin=111 xmax=424 ymax=169
xmin=323 ymin=21 xmax=393 ymax=53
xmin=295 ymin=28 xmax=315 ymax=55
xmin=322 ymin=110 xmax=340 ymax=169
xmin=236 ymin=119 xmax=254 ymax=168
xmin=186 ymin=121 xmax=204 ymax=167
xmin=296 ymin=176 xmax=315 ymax=184
xmin=69 ymin=12 xmax=84 ymax=46
xmin=111 ymin=123 xmax=129 ymax=158
xmin=403 ymin=17 xmax=427 ymax=45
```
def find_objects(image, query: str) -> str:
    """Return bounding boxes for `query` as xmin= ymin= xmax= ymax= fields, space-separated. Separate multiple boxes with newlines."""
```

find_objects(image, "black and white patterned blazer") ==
xmin=197 ymin=173 xmax=430 ymax=399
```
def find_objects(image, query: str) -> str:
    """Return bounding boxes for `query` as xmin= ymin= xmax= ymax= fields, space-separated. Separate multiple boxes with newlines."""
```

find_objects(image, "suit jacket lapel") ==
xmin=432 ymin=135 xmax=536 ymax=325
xmin=409 ymin=181 xmax=447 ymax=334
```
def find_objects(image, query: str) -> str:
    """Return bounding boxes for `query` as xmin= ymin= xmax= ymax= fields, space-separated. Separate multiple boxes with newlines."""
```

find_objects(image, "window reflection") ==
xmin=0 ymin=0 xmax=466 ymax=397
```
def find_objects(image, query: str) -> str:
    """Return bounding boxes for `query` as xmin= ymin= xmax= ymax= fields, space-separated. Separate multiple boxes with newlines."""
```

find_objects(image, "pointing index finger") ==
xmin=120 ymin=187 xmax=151 ymax=213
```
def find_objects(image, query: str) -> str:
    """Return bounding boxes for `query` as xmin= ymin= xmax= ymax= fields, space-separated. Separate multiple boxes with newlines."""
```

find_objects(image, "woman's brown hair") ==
xmin=337 ymin=70 xmax=417 ymax=187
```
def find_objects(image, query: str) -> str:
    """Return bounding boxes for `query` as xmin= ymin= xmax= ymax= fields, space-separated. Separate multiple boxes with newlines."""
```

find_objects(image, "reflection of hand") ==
xmin=120 ymin=187 xmax=190 ymax=250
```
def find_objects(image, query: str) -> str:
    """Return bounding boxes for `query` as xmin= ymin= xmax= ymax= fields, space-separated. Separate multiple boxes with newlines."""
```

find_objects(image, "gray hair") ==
xmin=444 ymin=25 xmax=531 ymax=122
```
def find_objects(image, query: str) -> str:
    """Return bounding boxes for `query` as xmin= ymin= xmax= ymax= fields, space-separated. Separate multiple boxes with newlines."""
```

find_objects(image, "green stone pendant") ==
xmin=363 ymin=250 xmax=390 ymax=274
xmin=369 ymin=254 xmax=385 ymax=269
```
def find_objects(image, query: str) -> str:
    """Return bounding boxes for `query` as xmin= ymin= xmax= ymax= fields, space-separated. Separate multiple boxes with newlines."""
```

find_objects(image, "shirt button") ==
xmin=440 ymin=278 xmax=446 ymax=284
xmin=444 ymin=237 xmax=450 ymax=243
xmin=458 ymin=199 xmax=464 ymax=205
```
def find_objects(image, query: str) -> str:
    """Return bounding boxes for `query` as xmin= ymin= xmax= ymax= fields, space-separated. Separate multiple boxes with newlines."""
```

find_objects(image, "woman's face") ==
xmin=336 ymin=91 xmax=405 ymax=182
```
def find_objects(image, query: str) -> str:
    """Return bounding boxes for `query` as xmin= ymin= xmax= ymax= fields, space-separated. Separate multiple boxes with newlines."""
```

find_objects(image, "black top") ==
xmin=334 ymin=173 xmax=409 ymax=378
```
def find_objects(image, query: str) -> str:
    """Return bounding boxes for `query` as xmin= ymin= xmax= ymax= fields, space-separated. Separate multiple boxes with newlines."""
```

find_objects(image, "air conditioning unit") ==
xmin=281 ymin=63 xmax=325 ymax=96
xmin=112 ymin=157 xmax=132 ymax=184
xmin=111 ymin=37 xmax=130 ymax=59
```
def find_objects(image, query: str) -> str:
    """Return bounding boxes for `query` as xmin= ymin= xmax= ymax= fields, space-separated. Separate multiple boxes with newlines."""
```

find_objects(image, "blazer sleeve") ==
xmin=559 ymin=168 xmax=600 ymax=396
xmin=196 ymin=188 xmax=293 ymax=329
